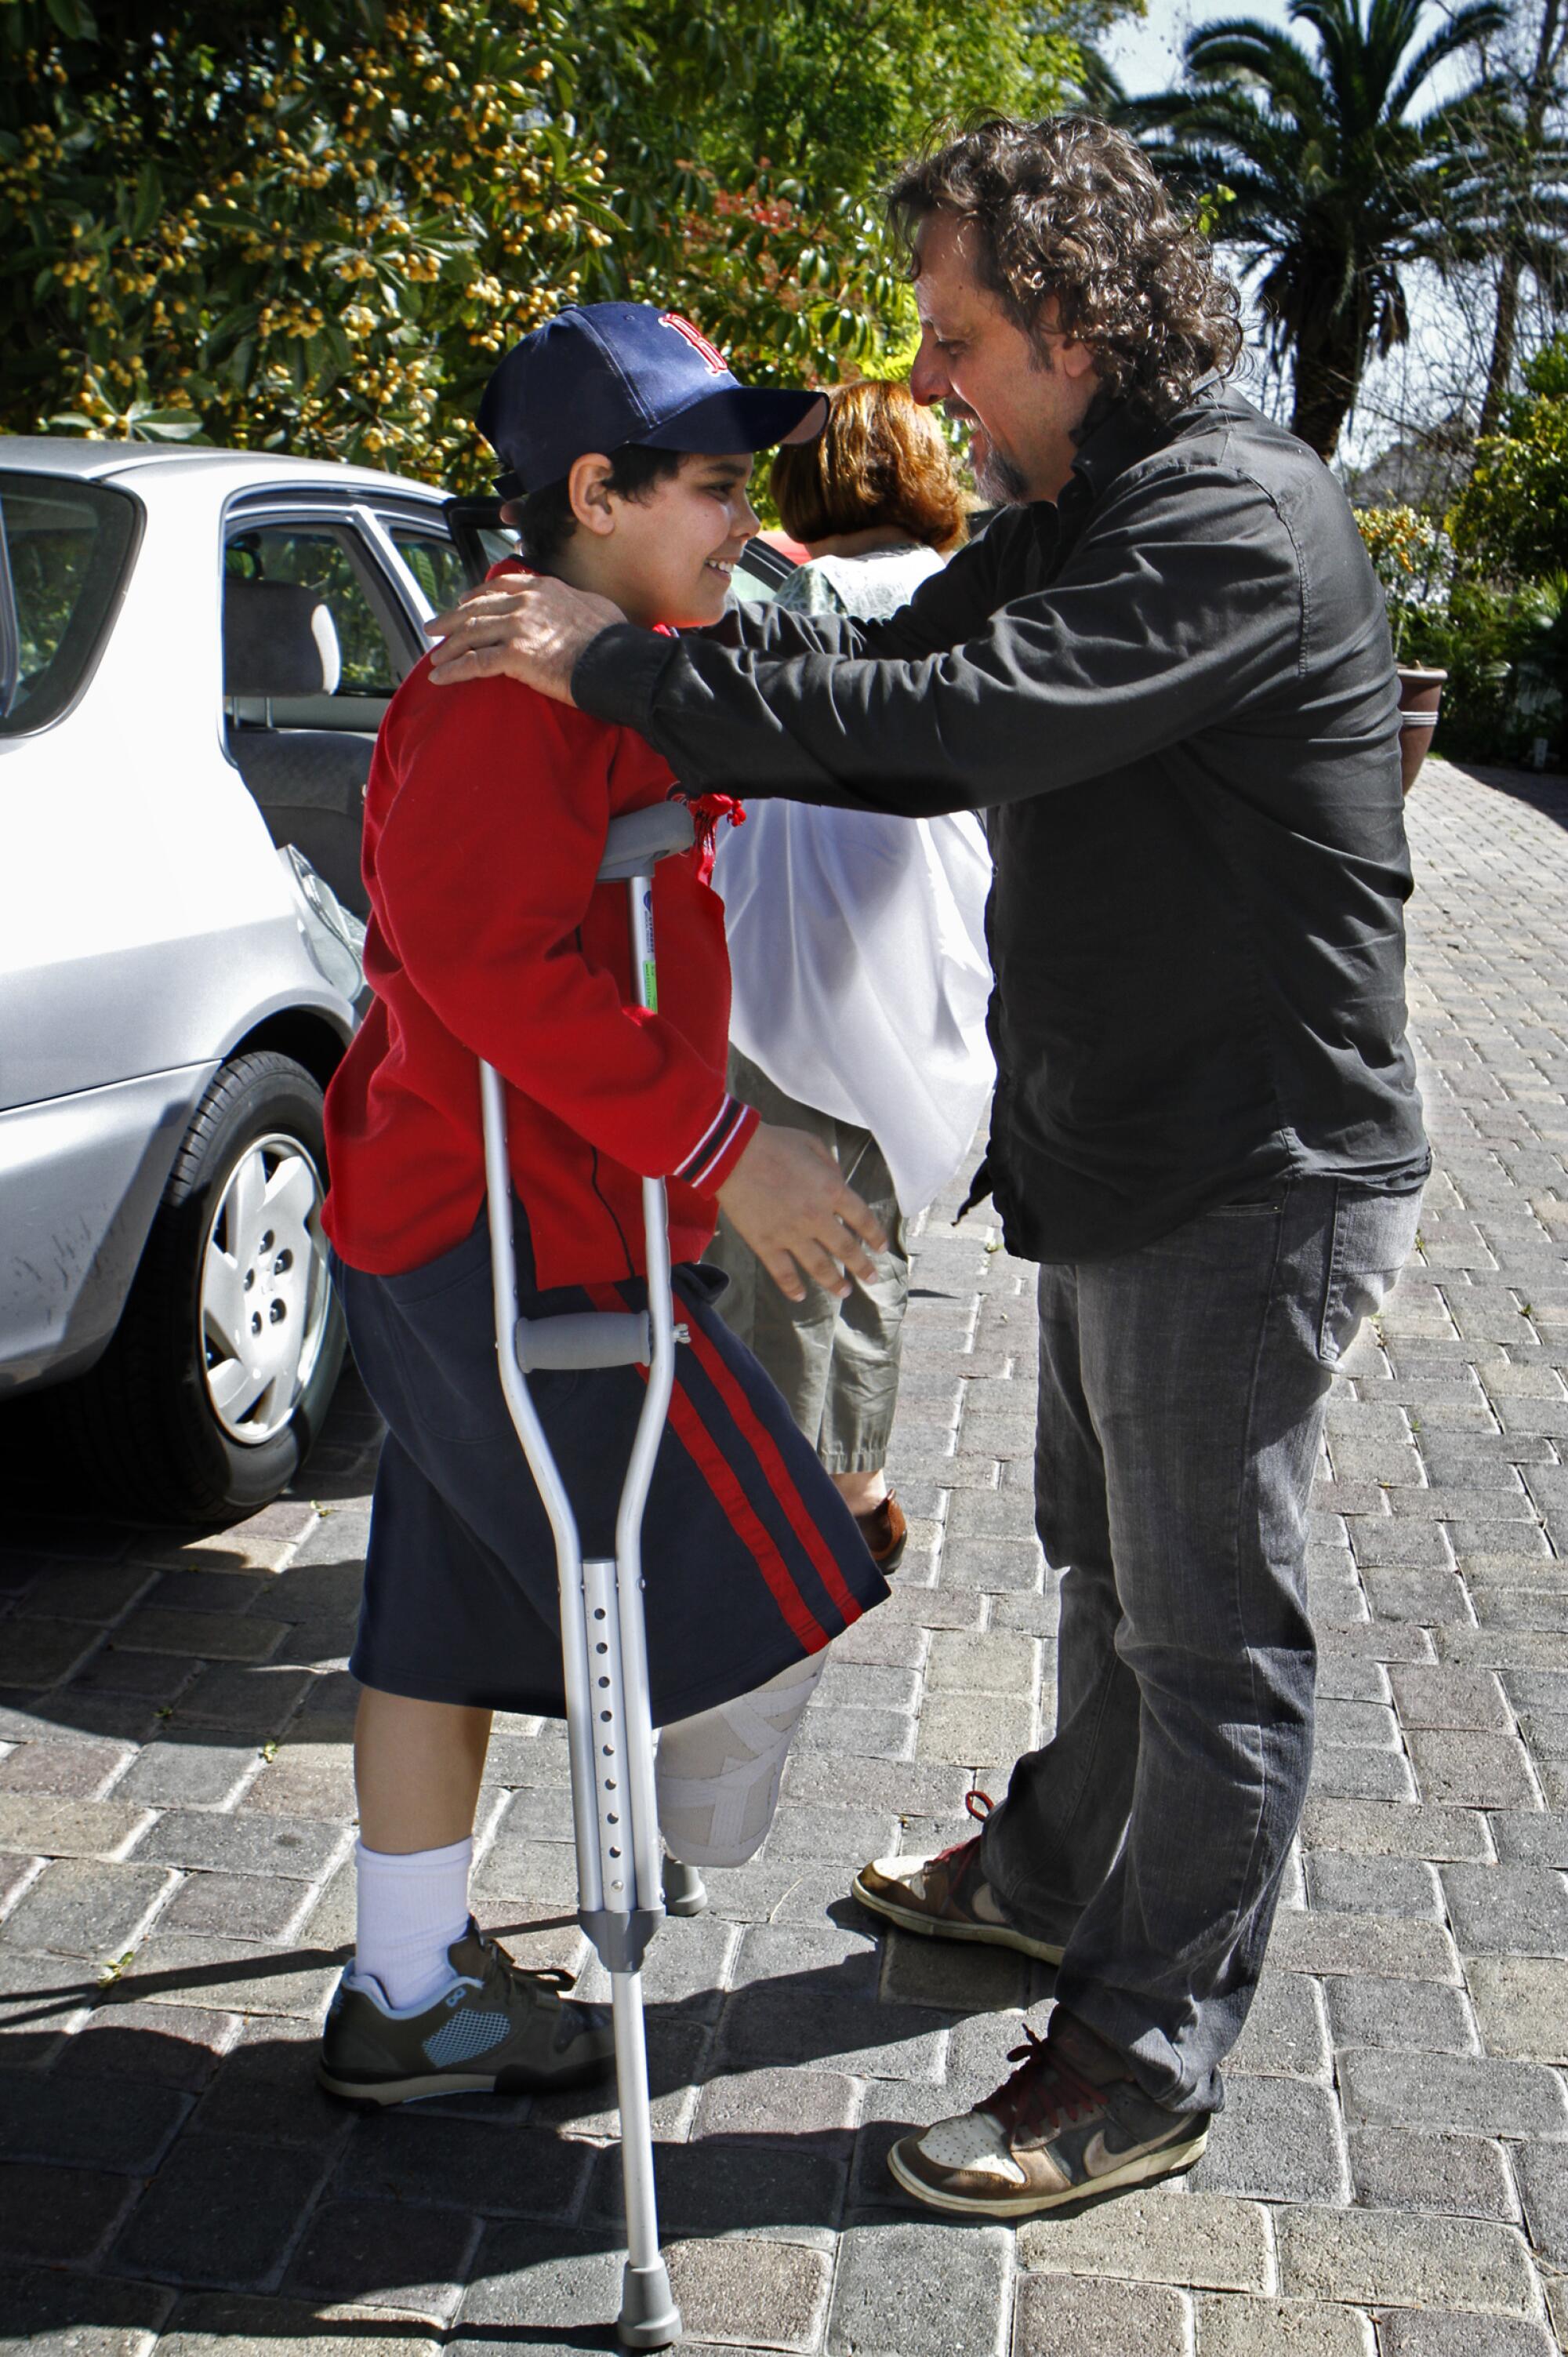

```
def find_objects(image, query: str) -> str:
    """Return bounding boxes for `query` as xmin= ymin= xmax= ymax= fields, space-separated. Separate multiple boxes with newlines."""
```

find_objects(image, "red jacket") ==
xmin=322 ymin=618 xmax=756 ymax=1285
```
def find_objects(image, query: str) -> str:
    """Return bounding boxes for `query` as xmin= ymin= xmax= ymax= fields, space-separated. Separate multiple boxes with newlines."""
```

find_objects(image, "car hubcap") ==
xmin=201 ymin=1132 xmax=332 ymax=1445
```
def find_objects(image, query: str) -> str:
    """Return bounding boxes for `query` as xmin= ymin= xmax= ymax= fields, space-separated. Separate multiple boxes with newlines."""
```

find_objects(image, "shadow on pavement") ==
xmin=0 ymin=1355 xmax=379 ymax=1753
xmin=1436 ymin=754 xmax=1568 ymax=830
xmin=2 ymin=1930 xmax=1029 ymax=2347
xmin=0 ymin=1358 xmax=1033 ymax=2346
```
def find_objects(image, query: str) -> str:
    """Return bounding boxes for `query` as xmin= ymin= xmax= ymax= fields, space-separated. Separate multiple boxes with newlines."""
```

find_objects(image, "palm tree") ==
xmin=1465 ymin=0 xmax=1568 ymax=441
xmin=1126 ymin=0 xmax=1508 ymax=459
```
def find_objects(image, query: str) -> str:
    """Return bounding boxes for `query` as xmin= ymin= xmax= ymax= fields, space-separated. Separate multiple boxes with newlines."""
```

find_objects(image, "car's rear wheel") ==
xmin=66 ymin=1051 xmax=346 ymax=1525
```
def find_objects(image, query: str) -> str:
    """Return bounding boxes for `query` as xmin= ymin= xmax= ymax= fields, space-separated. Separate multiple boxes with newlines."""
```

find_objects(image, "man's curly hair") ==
xmin=888 ymin=116 xmax=1242 ymax=424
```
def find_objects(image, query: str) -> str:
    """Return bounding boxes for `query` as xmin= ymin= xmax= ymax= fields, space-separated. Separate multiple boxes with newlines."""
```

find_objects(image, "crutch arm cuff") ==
xmin=673 ymin=1095 xmax=758 ymax=1194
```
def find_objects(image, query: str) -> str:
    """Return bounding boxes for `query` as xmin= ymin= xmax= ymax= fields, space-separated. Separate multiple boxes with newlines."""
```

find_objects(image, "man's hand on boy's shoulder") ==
xmin=426 ymin=576 xmax=625 ymax=705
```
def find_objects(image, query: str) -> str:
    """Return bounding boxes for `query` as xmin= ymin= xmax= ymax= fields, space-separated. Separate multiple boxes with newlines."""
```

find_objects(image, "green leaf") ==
xmin=129 ymin=408 xmax=207 ymax=442
xmin=208 ymin=304 xmax=260 ymax=350
xmin=130 ymin=162 xmax=164 ymax=244
xmin=45 ymin=0 xmax=98 ymax=39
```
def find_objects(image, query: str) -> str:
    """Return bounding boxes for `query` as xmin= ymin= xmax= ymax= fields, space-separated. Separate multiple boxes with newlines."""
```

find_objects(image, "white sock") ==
xmin=354 ymin=1836 xmax=473 ymax=2011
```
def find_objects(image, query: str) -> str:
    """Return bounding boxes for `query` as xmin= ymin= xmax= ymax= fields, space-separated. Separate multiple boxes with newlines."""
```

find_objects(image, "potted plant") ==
xmin=1353 ymin=506 xmax=1447 ymax=793
xmin=1394 ymin=663 xmax=1448 ymax=792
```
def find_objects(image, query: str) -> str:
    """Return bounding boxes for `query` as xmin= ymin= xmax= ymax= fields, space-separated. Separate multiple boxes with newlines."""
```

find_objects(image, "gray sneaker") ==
xmin=318 ymin=1918 xmax=615 ymax=2107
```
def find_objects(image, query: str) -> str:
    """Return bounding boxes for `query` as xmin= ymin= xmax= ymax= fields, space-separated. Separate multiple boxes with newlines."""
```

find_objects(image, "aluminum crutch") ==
xmin=480 ymin=800 xmax=698 ymax=2352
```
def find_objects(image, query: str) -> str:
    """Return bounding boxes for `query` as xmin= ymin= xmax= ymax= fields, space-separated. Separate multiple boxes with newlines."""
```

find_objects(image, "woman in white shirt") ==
xmin=710 ymin=381 xmax=994 ymax=1571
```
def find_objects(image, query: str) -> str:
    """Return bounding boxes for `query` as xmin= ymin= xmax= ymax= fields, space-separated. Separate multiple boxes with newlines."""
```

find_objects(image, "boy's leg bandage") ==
xmin=656 ymin=1653 xmax=825 ymax=1869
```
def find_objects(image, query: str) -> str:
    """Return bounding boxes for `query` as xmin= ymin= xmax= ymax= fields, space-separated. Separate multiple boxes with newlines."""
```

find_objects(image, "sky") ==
xmin=1102 ymin=0 xmax=1300 ymax=95
xmin=1100 ymin=0 xmax=1472 ymax=98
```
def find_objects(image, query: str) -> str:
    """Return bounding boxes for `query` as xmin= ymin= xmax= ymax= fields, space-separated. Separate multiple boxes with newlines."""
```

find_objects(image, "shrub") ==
xmin=1399 ymin=580 xmax=1563 ymax=764
xmin=1449 ymin=336 xmax=1568 ymax=584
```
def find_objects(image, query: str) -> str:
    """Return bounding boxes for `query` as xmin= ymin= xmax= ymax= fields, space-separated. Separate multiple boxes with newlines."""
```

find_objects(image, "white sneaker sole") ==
xmin=851 ymin=1869 xmax=1065 ymax=1964
xmin=886 ymin=2123 xmax=1210 ymax=2217
xmin=318 ymin=2065 xmax=505 ymax=2108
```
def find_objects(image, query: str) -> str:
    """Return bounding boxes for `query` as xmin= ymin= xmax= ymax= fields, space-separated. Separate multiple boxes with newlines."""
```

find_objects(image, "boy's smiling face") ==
xmin=560 ymin=449 xmax=760 ymax=628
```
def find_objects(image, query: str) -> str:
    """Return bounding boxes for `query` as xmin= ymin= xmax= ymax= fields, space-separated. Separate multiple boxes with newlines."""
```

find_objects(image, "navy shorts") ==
xmin=332 ymin=1213 xmax=889 ymax=1724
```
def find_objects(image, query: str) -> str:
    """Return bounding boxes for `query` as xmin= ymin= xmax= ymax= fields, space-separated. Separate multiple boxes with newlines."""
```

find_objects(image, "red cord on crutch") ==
xmin=479 ymin=802 xmax=699 ymax=2350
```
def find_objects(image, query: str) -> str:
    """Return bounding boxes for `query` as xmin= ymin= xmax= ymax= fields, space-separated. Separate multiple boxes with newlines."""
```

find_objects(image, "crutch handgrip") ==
xmin=517 ymin=1310 xmax=652 ymax=1371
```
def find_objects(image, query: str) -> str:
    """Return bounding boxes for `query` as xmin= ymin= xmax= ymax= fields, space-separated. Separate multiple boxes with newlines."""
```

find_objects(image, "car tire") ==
xmin=65 ymin=1051 xmax=347 ymax=1526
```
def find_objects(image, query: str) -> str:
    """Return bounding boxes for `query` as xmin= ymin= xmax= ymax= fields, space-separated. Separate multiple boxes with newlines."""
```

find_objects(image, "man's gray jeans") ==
xmin=979 ymin=1174 xmax=1423 ymax=2114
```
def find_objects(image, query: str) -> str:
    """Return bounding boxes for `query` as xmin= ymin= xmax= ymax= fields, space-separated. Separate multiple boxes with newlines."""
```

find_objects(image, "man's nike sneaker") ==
xmin=887 ymin=2007 xmax=1211 ymax=2217
xmin=318 ymin=1918 xmax=615 ymax=2107
xmin=852 ymin=1792 xmax=1065 ymax=1963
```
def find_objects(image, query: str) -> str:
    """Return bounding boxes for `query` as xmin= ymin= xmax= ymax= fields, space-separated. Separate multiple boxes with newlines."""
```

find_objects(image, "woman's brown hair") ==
xmin=769 ymin=379 xmax=967 ymax=553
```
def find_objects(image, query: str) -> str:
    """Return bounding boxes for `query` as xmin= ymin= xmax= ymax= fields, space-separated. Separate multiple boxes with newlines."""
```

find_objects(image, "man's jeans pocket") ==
xmin=1319 ymin=1182 xmax=1424 ymax=1367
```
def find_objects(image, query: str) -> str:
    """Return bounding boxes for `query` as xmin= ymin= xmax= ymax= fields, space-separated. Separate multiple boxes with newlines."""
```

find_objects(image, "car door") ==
xmin=0 ymin=463 xmax=360 ymax=1393
xmin=220 ymin=498 xmax=424 ymax=919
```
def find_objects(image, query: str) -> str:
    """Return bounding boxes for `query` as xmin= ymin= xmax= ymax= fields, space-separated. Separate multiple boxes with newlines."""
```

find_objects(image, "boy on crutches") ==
xmin=316 ymin=304 xmax=891 ymax=2111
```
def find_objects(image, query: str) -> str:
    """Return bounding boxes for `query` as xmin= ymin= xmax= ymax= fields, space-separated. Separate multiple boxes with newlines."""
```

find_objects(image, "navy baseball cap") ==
xmin=477 ymin=303 xmax=828 ymax=499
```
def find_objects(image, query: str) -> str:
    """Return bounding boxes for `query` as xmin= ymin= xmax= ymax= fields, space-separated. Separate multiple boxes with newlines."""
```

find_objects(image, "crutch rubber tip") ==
xmin=617 ymin=2261 xmax=681 ymax=2348
xmin=661 ymin=1857 xmax=710 ymax=1917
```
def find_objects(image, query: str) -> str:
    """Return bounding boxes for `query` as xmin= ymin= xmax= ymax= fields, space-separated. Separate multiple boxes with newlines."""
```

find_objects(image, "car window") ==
xmin=387 ymin=519 xmax=517 ymax=606
xmin=0 ymin=474 xmax=140 ymax=737
xmin=224 ymin=525 xmax=405 ymax=706
xmin=387 ymin=528 xmax=469 ymax=613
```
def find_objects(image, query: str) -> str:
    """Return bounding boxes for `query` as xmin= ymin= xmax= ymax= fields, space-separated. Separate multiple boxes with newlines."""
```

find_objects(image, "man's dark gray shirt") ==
xmin=573 ymin=379 xmax=1428 ymax=1264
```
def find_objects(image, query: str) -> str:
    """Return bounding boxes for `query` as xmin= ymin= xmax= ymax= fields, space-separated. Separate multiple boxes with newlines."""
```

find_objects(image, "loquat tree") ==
xmin=1 ymin=0 xmax=1116 ymax=480
xmin=1 ymin=0 xmax=615 ymax=479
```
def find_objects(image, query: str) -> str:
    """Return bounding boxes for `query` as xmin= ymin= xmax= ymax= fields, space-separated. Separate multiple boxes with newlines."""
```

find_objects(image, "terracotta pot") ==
xmin=1396 ymin=665 xmax=1447 ymax=795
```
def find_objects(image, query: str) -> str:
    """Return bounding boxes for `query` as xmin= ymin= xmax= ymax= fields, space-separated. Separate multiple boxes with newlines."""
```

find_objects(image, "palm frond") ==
xmin=1361 ymin=0 xmax=1428 ymax=103
xmin=1070 ymin=46 xmax=1130 ymax=120
xmin=1294 ymin=0 xmax=1403 ymax=130
xmin=1186 ymin=18 xmax=1327 ymax=123
xmin=1386 ymin=5 xmax=1508 ymax=124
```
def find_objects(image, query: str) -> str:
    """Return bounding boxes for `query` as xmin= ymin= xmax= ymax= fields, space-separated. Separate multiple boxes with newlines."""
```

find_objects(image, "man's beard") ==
xmin=973 ymin=430 xmax=1029 ymax=507
xmin=951 ymin=409 xmax=1029 ymax=506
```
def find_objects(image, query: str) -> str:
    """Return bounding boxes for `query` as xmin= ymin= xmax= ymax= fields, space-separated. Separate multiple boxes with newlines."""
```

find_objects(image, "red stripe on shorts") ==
xmin=584 ymin=1283 xmax=829 ymax=1654
xmin=680 ymin=1316 xmax=863 ymax=1627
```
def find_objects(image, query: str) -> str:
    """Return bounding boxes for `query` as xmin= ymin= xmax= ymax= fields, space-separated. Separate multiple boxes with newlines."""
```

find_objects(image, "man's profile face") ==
xmin=909 ymin=211 xmax=1098 ymax=505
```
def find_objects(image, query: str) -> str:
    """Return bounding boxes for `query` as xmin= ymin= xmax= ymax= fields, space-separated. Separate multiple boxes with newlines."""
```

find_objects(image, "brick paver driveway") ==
xmin=2 ymin=754 xmax=1566 ymax=2355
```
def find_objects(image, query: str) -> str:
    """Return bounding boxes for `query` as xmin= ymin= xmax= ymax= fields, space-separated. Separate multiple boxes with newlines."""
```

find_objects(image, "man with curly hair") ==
xmin=426 ymin=117 xmax=1428 ymax=2217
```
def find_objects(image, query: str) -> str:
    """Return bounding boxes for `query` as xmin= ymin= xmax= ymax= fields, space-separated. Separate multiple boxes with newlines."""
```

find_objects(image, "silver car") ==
xmin=0 ymin=439 xmax=506 ymax=1523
